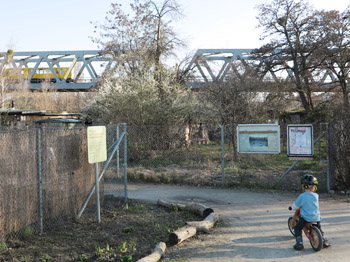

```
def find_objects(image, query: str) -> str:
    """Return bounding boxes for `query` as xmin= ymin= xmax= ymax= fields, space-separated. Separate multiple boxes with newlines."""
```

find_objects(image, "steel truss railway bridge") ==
xmin=0 ymin=49 xmax=346 ymax=91
xmin=185 ymin=49 xmax=346 ymax=91
xmin=0 ymin=50 xmax=111 ymax=91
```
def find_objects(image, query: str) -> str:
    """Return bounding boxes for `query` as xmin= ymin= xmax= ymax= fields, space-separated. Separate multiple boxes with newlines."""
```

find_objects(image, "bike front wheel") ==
xmin=309 ymin=226 xmax=323 ymax=251
xmin=288 ymin=217 xmax=297 ymax=236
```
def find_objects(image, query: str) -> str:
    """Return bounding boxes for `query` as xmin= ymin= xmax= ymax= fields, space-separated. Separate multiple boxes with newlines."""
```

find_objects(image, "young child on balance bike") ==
xmin=291 ymin=174 xmax=331 ymax=251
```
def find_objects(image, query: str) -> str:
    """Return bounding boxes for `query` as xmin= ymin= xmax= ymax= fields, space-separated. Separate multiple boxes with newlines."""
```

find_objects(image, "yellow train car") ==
xmin=3 ymin=67 xmax=73 ymax=83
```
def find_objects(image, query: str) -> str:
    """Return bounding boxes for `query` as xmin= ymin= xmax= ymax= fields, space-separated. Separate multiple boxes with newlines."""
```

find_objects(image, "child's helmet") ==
xmin=301 ymin=174 xmax=318 ymax=191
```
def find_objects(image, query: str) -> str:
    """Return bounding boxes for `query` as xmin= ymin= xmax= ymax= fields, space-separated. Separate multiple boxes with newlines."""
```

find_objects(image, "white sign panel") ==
xmin=287 ymin=125 xmax=313 ymax=156
xmin=87 ymin=126 xmax=107 ymax=164
xmin=237 ymin=124 xmax=281 ymax=154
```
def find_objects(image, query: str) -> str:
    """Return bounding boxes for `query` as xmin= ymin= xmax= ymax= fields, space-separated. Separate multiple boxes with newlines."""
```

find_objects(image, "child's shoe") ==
xmin=294 ymin=237 xmax=304 ymax=251
xmin=323 ymin=238 xmax=332 ymax=248
xmin=293 ymin=242 xmax=304 ymax=251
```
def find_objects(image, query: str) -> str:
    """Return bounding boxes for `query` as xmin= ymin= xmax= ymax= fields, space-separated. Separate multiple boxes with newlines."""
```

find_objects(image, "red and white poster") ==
xmin=287 ymin=125 xmax=313 ymax=156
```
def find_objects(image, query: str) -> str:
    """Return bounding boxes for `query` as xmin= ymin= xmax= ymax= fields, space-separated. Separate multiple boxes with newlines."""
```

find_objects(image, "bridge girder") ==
xmin=184 ymin=49 xmax=347 ymax=91
xmin=0 ymin=50 xmax=111 ymax=91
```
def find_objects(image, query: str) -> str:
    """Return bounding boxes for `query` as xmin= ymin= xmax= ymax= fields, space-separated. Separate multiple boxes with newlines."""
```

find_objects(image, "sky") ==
xmin=1 ymin=0 xmax=349 ymax=62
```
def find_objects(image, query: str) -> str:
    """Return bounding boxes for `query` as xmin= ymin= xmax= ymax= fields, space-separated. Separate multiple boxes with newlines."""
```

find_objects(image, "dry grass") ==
xmin=0 ymin=196 xmax=201 ymax=262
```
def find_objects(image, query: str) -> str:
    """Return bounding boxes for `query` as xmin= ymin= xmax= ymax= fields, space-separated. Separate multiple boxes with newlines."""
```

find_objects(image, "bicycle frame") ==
xmin=290 ymin=209 xmax=314 ymax=240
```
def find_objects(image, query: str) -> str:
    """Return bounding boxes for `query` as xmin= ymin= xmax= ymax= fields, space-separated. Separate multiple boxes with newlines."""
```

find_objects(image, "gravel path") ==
xmin=105 ymin=182 xmax=350 ymax=262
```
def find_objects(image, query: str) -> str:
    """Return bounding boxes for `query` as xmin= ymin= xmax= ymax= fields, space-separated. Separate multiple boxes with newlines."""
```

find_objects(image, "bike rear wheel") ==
xmin=309 ymin=226 xmax=323 ymax=251
xmin=288 ymin=217 xmax=297 ymax=236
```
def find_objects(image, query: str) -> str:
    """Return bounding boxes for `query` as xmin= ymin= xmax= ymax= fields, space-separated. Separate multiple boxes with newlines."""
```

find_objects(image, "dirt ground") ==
xmin=0 ymin=196 xmax=200 ymax=262
xmin=2 ymin=181 xmax=349 ymax=262
xmin=105 ymin=182 xmax=350 ymax=262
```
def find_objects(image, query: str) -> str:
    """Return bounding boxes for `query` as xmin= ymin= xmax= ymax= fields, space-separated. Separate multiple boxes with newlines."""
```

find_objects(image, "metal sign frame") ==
xmin=237 ymin=124 xmax=281 ymax=154
xmin=287 ymin=124 xmax=314 ymax=157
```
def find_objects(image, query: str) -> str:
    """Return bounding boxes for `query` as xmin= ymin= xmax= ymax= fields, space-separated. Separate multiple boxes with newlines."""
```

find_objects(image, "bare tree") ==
xmin=255 ymin=0 xmax=334 ymax=113
xmin=87 ymin=0 xmax=193 ymax=126
xmin=321 ymin=7 xmax=350 ymax=109
xmin=91 ymin=0 xmax=183 ymax=75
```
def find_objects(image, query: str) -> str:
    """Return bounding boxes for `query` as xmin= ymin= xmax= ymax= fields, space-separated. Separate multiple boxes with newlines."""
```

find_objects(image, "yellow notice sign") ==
xmin=87 ymin=126 xmax=107 ymax=164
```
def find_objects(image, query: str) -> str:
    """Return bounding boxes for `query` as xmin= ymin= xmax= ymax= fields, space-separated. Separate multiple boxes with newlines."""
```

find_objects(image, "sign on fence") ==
xmin=87 ymin=126 xmax=107 ymax=223
xmin=287 ymin=124 xmax=313 ymax=157
xmin=87 ymin=126 xmax=107 ymax=164
xmin=237 ymin=124 xmax=281 ymax=154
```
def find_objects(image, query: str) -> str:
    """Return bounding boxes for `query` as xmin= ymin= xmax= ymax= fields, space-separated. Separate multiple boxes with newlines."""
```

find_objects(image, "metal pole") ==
xmin=326 ymin=123 xmax=331 ymax=192
xmin=95 ymin=163 xmax=101 ymax=223
xmin=78 ymin=128 xmax=126 ymax=218
xmin=276 ymin=160 xmax=299 ymax=184
xmin=116 ymin=124 xmax=120 ymax=178
xmin=221 ymin=125 xmax=225 ymax=185
xmin=36 ymin=127 xmax=43 ymax=234
xmin=123 ymin=125 xmax=128 ymax=201
xmin=276 ymin=127 xmax=327 ymax=184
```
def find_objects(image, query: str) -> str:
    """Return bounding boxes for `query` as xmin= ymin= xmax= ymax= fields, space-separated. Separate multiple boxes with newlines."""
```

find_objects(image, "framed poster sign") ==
xmin=287 ymin=124 xmax=313 ymax=157
xmin=237 ymin=124 xmax=280 ymax=154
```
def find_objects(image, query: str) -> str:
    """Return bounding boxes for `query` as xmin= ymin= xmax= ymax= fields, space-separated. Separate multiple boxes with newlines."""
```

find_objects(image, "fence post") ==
xmin=116 ymin=124 xmax=120 ymax=178
xmin=36 ymin=127 xmax=43 ymax=234
xmin=78 ymin=124 xmax=127 ymax=218
xmin=123 ymin=124 xmax=128 ymax=201
xmin=221 ymin=125 xmax=225 ymax=185
xmin=326 ymin=123 xmax=331 ymax=192
xmin=95 ymin=163 xmax=101 ymax=223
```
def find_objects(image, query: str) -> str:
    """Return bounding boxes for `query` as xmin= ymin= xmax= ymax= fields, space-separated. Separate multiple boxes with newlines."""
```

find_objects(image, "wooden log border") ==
xmin=157 ymin=199 xmax=214 ymax=217
xmin=136 ymin=242 xmax=166 ymax=262
xmin=136 ymin=199 xmax=219 ymax=262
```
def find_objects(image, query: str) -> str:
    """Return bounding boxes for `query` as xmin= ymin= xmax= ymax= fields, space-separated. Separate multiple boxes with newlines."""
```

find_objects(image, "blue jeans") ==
xmin=294 ymin=217 xmax=323 ymax=240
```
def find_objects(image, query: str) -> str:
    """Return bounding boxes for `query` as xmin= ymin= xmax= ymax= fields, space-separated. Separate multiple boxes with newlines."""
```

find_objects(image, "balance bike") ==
xmin=288 ymin=207 xmax=323 ymax=251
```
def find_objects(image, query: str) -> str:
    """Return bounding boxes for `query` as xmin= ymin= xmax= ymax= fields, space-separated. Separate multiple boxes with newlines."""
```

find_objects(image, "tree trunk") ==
xmin=169 ymin=225 xmax=197 ymax=245
xmin=136 ymin=242 xmax=166 ymax=262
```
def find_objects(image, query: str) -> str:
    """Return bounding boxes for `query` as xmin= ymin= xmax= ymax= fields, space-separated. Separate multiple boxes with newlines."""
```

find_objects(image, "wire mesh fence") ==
xmin=328 ymin=120 xmax=350 ymax=190
xmin=103 ymin=124 xmax=128 ymax=199
xmin=0 ymin=124 xmax=125 ymax=242
xmin=121 ymin=123 xmax=330 ymax=192
xmin=0 ymin=127 xmax=39 ymax=241
xmin=1 ymin=121 xmax=346 ymax=242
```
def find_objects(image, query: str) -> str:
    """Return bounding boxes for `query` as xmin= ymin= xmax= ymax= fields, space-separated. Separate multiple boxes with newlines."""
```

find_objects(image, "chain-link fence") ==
xmin=222 ymin=123 xmax=329 ymax=191
xmin=1 ymin=121 xmax=346 ymax=242
xmin=328 ymin=120 xmax=350 ymax=190
xmin=118 ymin=123 xmax=331 ymax=192
xmin=0 ymin=126 xmax=40 ymax=241
xmin=0 ymin=124 xmax=126 ymax=242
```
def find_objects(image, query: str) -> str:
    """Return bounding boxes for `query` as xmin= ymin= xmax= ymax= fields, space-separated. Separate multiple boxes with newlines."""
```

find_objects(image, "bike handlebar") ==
xmin=288 ymin=206 xmax=292 ymax=211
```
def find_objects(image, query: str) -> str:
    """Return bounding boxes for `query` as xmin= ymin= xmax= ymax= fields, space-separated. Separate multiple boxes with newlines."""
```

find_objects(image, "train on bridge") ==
xmin=3 ymin=67 xmax=73 ymax=83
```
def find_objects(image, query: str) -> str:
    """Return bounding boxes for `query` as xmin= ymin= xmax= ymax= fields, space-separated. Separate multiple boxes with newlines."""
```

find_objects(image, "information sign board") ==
xmin=237 ymin=124 xmax=280 ymax=154
xmin=287 ymin=124 xmax=313 ymax=156
xmin=87 ymin=126 xmax=107 ymax=164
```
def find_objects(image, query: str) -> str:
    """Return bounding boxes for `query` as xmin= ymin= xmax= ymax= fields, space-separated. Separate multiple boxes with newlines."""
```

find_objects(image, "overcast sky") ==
xmin=1 ymin=0 xmax=349 ymax=61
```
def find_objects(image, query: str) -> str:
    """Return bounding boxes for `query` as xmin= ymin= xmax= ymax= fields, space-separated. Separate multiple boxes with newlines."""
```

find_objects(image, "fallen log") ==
xmin=157 ymin=199 xmax=186 ymax=210
xmin=169 ymin=225 xmax=197 ymax=246
xmin=157 ymin=199 xmax=214 ymax=217
xmin=186 ymin=212 xmax=219 ymax=233
xmin=136 ymin=242 xmax=166 ymax=262
xmin=186 ymin=202 xmax=214 ymax=217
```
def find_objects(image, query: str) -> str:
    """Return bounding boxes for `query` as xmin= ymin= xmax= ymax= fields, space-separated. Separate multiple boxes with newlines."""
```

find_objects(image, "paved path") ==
xmin=105 ymin=182 xmax=350 ymax=262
